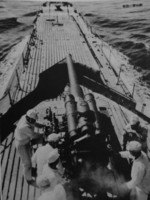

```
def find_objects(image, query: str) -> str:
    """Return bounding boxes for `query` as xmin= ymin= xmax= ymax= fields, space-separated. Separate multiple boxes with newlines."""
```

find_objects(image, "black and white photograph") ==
xmin=0 ymin=0 xmax=150 ymax=199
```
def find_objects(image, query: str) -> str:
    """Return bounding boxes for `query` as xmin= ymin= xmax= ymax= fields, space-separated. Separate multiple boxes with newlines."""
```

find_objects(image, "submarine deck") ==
xmin=1 ymin=3 xmax=150 ymax=200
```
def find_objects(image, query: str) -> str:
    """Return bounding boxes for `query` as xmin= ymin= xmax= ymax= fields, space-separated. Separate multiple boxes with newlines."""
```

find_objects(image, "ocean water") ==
xmin=74 ymin=0 xmax=150 ymax=88
xmin=0 ymin=0 xmax=150 ymax=98
xmin=0 ymin=0 xmax=41 ymax=60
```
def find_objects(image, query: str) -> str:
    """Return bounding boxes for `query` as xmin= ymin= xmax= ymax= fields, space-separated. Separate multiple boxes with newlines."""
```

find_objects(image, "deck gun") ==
xmin=59 ymin=54 xmax=110 ymax=181
xmin=57 ymin=55 xmax=131 ymax=198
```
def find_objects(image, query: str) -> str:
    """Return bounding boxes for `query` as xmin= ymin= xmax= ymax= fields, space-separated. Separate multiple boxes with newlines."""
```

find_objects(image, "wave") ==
xmin=19 ymin=25 xmax=33 ymax=32
xmin=91 ymin=17 xmax=146 ymax=30
xmin=0 ymin=43 xmax=17 ymax=61
xmin=115 ymin=41 xmax=134 ymax=50
xmin=92 ymin=18 xmax=111 ymax=26
xmin=130 ymin=52 xmax=150 ymax=70
xmin=123 ymin=24 xmax=143 ymax=30
xmin=142 ymin=72 xmax=150 ymax=84
xmin=22 ymin=11 xmax=38 ymax=17
xmin=144 ymin=27 xmax=150 ymax=33
xmin=115 ymin=40 xmax=148 ymax=52
xmin=101 ymin=20 xmax=128 ymax=28
xmin=129 ymin=8 xmax=150 ymax=13
xmin=130 ymin=33 xmax=150 ymax=40
xmin=114 ymin=40 xmax=150 ymax=69
xmin=0 ymin=36 xmax=23 ymax=61
xmin=91 ymin=16 xmax=148 ymax=32
xmin=0 ymin=17 xmax=22 ymax=33
xmin=84 ymin=13 xmax=96 ymax=17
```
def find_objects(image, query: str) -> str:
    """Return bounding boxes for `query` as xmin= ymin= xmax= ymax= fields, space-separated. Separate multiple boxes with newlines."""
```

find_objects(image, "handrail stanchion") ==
xmin=116 ymin=64 xmax=125 ymax=85
xmin=132 ymin=83 xmax=135 ymax=98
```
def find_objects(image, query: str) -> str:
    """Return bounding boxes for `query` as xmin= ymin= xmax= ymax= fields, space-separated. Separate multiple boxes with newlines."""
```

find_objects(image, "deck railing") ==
xmin=0 ymin=29 xmax=36 ymax=115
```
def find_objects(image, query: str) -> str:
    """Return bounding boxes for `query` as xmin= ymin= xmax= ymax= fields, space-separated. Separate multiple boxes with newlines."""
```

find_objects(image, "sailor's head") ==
xmin=130 ymin=116 xmax=140 ymax=129
xmin=128 ymin=141 xmax=142 ymax=157
xmin=48 ymin=149 xmax=60 ymax=169
xmin=26 ymin=109 xmax=38 ymax=124
xmin=47 ymin=133 xmax=60 ymax=147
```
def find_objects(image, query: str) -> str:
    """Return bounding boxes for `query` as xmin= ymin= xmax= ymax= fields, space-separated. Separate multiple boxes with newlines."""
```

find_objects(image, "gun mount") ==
xmin=52 ymin=55 xmax=119 ymax=199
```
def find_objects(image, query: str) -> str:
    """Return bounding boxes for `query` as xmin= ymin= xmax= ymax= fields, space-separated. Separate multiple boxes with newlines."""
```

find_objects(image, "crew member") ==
xmin=120 ymin=141 xmax=150 ymax=200
xmin=123 ymin=116 xmax=149 ymax=152
xmin=32 ymin=133 xmax=61 ymax=177
xmin=37 ymin=149 xmax=66 ymax=200
xmin=14 ymin=109 xmax=43 ymax=185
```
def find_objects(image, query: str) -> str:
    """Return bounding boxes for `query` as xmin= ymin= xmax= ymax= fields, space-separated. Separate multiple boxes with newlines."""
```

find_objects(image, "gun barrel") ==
xmin=66 ymin=54 xmax=83 ymax=98
xmin=85 ymin=93 xmax=101 ymax=134
xmin=65 ymin=94 xmax=77 ymax=138
xmin=66 ymin=54 xmax=96 ymax=139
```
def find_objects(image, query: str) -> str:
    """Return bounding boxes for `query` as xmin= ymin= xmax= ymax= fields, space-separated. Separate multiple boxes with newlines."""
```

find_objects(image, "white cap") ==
xmin=130 ymin=116 xmax=139 ymax=125
xmin=48 ymin=149 xmax=59 ymax=164
xmin=128 ymin=141 xmax=142 ymax=152
xmin=47 ymin=133 xmax=60 ymax=142
xmin=26 ymin=109 xmax=38 ymax=120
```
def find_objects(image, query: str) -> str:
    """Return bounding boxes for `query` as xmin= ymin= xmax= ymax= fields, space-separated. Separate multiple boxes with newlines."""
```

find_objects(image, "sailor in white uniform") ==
xmin=37 ymin=149 xmax=66 ymax=200
xmin=120 ymin=141 xmax=150 ymax=200
xmin=32 ymin=133 xmax=60 ymax=176
xmin=123 ymin=116 xmax=150 ymax=154
xmin=14 ymin=109 xmax=42 ymax=185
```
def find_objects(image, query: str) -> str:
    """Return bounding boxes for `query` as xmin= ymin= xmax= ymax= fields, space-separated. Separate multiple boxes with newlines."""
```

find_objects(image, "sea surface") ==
xmin=0 ymin=0 xmax=150 ymax=100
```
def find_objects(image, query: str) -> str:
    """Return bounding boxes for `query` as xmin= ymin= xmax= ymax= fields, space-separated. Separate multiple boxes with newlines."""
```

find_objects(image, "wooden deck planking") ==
xmin=1 ymin=137 xmax=8 ymax=163
xmin=46 ymin=37 xmax=49 ymax=70
xmin=15 ymin=176 xmax=24 ymax=200
xmin=114 ymin=105 xmax=129 ymax=127
xmin=40 ymin=44 xmax=45 ymax=73
xmin=1 ymin=133 xmax=14 ymax=189
xmin=4 ymin=10 xmax=72 ymax=200
xmin=21 ymin=180 xmax=30 ymax=200
xmin=119 ymin=107 xmax=130 ymax=124
xmin=33 ymin=187 xmax=41 ymax=200
xmin=2 ymin=133 xmax=15 ymax=200
xmin=16 ymin=75 xmax=26 ymax=102
xmin=94 ymin=94 xmax=125 ymax=146
xmin=107 ymin=102 xmax=125 ymax=145
xmin=21 ymin=56 xmax=34 ymax=98
xmin=48 ymin=37 xmax=52 ymax=68
xmin=6 ymin=148 xmax=19 ymax=200
xmin=28 ymin=182 xmax=36 ymax=200
xmin=32 ymin=44 xmax=39 ymax=77
xmin=29 ymin=46 xmax=38 ymax=91
xmin=12 ymin=158 xmax=22 ymax=200
xmin=1 ymin=22 xmax=43 ymax=200
xmin=50 ymin=36 xmax=54 ymax=67
xmin=35 ymin=37 xmax=42 ymax=87
xmin=1 ymin=137 xmax=12 ymax=190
